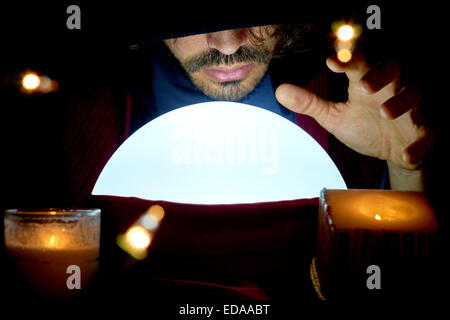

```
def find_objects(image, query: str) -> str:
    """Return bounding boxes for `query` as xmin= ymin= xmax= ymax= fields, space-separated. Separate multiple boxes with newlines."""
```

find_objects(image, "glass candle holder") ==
xmin=4 ymin=208 xmax=101 ymax=296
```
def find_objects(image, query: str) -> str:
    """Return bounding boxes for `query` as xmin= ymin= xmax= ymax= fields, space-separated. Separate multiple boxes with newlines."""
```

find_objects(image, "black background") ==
xmin=0 ymin=1 xmax=448 ymax=314
xmin=1 ymin=1 xmax=447 ymax=213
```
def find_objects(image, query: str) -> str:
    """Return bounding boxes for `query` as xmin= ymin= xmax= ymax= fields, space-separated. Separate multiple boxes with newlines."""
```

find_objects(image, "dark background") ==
xmin=0 ymin=0 xmax=448 ymax=314
xmin=1 ymin=1 xmax=447 ymax=214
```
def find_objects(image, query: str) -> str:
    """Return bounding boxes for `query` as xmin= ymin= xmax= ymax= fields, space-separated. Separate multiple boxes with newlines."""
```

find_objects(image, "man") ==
xmin=46 ymin=22 xmax=434 ymax=205
xmin=128 ymin=25 xmax=432 ymax=192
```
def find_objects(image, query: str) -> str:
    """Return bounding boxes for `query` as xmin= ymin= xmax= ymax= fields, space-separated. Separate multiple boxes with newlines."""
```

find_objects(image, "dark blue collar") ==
xmin=130 ymin=50 xmax=296 ymax=123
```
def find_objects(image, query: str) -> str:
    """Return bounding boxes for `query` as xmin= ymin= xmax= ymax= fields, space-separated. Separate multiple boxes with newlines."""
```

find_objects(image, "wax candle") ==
xmin=4 ymin=208 xmax=101 ymax=296
xmin=316 ymin=189 xmax=438 ymax=300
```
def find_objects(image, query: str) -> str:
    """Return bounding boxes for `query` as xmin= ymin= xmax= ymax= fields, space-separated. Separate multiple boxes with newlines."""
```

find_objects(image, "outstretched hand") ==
xmin=275 ymin=52 xmax=433 ymax=172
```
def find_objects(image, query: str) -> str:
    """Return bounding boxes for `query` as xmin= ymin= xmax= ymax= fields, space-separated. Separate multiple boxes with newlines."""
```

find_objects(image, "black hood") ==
xmin=2 ymin=2 xmax=355 ymax=47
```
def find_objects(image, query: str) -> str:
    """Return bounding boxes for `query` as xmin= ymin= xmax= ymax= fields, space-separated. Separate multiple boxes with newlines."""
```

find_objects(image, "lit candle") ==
xmin=117 ymin=205 xmax=165 ymax=260
xmin=4 ymin=208 xmax=101 ymax=296
xmin=322 ymin=189 xmax=438 ymax=231
xmin=316 ymin=189 xmax=438 ymax=299
xmin=332 ymin=23 xmax=361 ymax=63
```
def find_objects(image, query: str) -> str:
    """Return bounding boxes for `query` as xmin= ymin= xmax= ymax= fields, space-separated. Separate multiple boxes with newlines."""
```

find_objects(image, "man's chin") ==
xmin=191 ymin=78 xmax=252 ymax=101
xmin=208 ymin=82 xmax=253 ymax=101
xmin=189 ymin=62 xmax=270 ymax=101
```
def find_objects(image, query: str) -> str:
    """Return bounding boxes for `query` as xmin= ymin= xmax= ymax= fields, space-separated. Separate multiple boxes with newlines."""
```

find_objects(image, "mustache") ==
xmin=182 ymin=46 xmax=271 ymax=73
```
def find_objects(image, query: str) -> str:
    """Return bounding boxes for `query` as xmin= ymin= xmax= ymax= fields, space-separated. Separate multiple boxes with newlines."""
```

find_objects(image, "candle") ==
xmin=316 ymin=189 xmax=438 ymax=300
xmin=117 ymin=205 xmax=165 ymax=260
xmin=322 ymin=189 xmax=438 ymax=231
xmin=4 ymin=208 xmax=101 ymax=296
xmin=332 ymin=23 xmax=361 ymax=63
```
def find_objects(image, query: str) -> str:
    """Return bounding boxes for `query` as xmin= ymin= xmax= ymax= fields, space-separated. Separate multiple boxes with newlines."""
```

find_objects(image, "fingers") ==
xmin=381 ymin=86 xmax=422 ymax=119
xmin=327 ymin=52 xmax=400 ymax=91
xmin=326 ymin=51 xmax=370 ymax=82
xmin=360 ymin=60 xmax=401 ymax=94
xmin=326 ymin=51 xmax=432 ymax=169
xmin=402 ymin=126 xmax=435 ymax=165
xmin=275 ymin=83 xmax=332 ymax=123
xmin=328 ymin=52 xmax=421 ymax=120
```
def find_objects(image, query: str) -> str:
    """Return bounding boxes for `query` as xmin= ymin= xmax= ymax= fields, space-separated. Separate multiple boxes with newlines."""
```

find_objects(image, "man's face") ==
xmin=164 ymin=27 xmax=277 ymax=101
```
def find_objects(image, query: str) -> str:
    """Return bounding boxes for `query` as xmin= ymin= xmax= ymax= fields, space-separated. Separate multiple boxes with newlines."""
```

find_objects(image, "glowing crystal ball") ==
xmin=92 ymin=101 xmax=346 ymax=204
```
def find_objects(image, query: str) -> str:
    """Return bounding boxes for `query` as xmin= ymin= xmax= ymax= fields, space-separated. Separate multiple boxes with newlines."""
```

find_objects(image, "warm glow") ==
xmin=22 ymin=73 xmax=40 ymax=90
xmin=48 ymin=235 xmax=56 ymax=247
xmin=125 ymin=226 xmax=151 ymax=250
xmin=359 ymin=195 xmax=415 ymax=222
xmin=140 ymin=214 xmax=159 ymax=231
xmin=323 ymin=189 xmax=439 ymax=231
xmin=140 ymin=208 xmax=164 ymax=231
xmin=38 ymin=75 xmax=59 ymax=93
xmin=337 ymin=25 xmax=355 ymax=41
xmin=337 ymin=49 xmax=352 ymax=63
xmin=146 ymin=205 xmax=165 ymax=221
xmin=336 ymin=40 xmax=353 ymax=51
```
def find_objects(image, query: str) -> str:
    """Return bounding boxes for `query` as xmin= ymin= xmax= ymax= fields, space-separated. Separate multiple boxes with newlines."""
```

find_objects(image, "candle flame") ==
xmin=21 ymin=72 xmax=59 ymax=93
xmin=117 ymin=205 xmax=165 ymax=260
xmin=48 ymin=235 xmax=56 ymax=247
xmin=125 ymin=226 xmax=151 ymax=250
xmin=337 ymin=25 xmax=355 ymax=41
xmin=337 ymin=49 xmax=352 ymax=63
xmin=22 ymin=73 xmax=40 ymax=90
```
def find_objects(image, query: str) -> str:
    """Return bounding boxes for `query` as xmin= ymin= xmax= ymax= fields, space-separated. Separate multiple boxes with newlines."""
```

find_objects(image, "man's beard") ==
xmin=182 ymin=46 xmax=271 ymax=73
xmin=179 ymin=46 xmax=272 ymax=101
xmin=189 ymin=71 xmax=268 ymax=101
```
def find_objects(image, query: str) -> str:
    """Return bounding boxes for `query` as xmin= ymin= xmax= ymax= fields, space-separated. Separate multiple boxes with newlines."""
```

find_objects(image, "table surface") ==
xmin=1 ymin=196 xmax=447 ymax=313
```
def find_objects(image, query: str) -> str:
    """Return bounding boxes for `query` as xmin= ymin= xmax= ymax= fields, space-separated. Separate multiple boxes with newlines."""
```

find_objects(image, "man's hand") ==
xmin=275 ymin=52 xmax=434 ymax=190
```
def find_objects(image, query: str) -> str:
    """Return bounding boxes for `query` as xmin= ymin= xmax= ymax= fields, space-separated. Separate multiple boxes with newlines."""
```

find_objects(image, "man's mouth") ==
xmin=202 ymin=63 xmax=254 ymax=82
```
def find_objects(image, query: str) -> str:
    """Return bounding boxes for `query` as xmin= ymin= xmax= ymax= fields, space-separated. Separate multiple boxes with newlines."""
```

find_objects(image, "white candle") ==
xmin=4 ymin=209 xmax=101 ymax=296
xmin=316 ymin=189 xmax=438 ymax=299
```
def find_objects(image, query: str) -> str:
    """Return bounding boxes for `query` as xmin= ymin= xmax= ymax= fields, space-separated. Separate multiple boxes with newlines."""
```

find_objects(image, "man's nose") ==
xmin=206 ymin=29 xmax=248 ymax=55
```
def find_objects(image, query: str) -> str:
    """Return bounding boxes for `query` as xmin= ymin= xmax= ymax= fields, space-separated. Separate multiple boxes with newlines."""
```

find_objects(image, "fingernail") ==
xmin=379 ymin=107 xmax=390 ymax=119
xmin=402 ymin=152 xmax=409 ymax=163
xmin=359 ymin=81 xmax=372 ymax=94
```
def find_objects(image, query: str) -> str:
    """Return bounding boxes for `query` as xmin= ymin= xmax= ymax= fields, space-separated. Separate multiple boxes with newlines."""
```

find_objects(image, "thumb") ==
xmin=275 ymin=83 xmax=332 ymax=124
